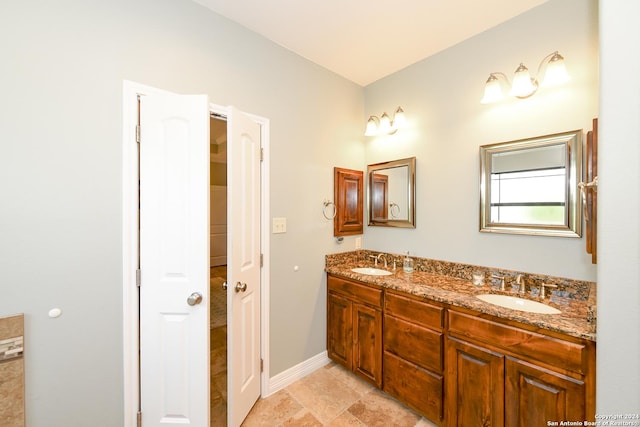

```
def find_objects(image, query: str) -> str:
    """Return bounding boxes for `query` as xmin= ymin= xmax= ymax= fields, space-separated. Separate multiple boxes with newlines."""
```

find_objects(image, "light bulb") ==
xmin=509 ymin=63 xmax=537 ymax=98
xmin=481 ymin=74 xmax=504 ymax=104
xmin=541 ymin=52 xmax=570 ymax=87
xmin=379 ymin=113 xmax=392 ymax=134
xmin=393 ymin=107 xmax=406 ymax=128
xmin=364 ymin=116 xmax=378 ymax=136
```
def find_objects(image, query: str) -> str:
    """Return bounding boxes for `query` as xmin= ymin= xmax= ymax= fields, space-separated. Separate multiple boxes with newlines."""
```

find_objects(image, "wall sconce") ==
xmin=481 ymin=51 xmax=570 ymax=104
xmin=364 ymin=106 xmax=406 ymax=136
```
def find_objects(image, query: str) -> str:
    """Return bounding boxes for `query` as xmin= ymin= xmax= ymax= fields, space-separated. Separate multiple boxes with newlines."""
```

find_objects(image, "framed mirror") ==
xmin=367 ymin=157 xmax=416 ymax=228
xmin=480 ymin=130 xmax=582 ymax=237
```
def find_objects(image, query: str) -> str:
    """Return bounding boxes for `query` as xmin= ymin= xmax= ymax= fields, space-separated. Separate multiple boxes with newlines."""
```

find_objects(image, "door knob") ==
xmin=222 ymin=281 xmax=228 ymax=291
xmin=187 ymin=292 xmax=203 ymax=306
xmin=235 ymin=282 xmax=247 ymax=293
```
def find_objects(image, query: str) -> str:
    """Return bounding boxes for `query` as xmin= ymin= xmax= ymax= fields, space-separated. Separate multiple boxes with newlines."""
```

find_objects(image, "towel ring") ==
xmin=389 ymin=202 xmax=400 ymax=219
xmin=323 ymin=200 xmax=337 ymax=220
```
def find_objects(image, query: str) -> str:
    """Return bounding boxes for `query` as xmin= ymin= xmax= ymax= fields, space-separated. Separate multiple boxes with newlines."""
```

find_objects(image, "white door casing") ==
xmin=227 ymin=106 xmax=262 ymax=427
xmin=139 ymin=94 xmax=210 ymax=426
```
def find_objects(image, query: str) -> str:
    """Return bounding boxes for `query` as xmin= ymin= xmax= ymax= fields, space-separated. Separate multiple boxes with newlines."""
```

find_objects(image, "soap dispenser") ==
xmin=403 ymin=251 xmax=414 ymax=273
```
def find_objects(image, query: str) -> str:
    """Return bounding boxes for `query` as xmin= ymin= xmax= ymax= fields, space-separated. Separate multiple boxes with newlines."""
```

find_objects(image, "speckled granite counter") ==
xmin=326 ymin=250 xmax=596 ymax=342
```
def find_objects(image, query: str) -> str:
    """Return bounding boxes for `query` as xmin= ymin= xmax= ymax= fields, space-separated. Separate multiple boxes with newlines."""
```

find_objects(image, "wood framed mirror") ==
xmin=367 ymin=157 xmax=416 ymax=228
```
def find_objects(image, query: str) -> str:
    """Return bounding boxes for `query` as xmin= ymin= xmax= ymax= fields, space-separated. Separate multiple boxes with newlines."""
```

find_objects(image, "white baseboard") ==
xmin=264 ymin=351 xmax=331 ymax=397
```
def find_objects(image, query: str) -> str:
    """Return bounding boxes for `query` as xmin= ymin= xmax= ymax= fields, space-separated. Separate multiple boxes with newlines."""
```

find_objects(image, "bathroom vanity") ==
xmin=326 ymin=251 xmax=596 ymax=427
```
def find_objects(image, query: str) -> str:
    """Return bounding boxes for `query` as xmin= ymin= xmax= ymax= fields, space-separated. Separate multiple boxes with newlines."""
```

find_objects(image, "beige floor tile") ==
xmin=415 ymin=417 xmax=439 ymax=427
xmin=347 ymin=388 xmax=422 ymax=427
xmin=326 ymin=411 xmax=367 ymax=426
xmin=281 ymin=409 xmax=324 ymax=426
xmin=325 ymin=363 xmax=375 ymax=396
xmin=241 ymin=390 xmax=303 ymax=427
xmin=286 ymin=369 xmax=363 ymax=424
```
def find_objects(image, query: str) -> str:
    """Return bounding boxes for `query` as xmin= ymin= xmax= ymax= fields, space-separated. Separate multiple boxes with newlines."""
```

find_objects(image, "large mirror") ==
xmin=367 ymin=157 xmax=416 ymax=228
xmin=480 ymin=130 xmax=582 ymax=237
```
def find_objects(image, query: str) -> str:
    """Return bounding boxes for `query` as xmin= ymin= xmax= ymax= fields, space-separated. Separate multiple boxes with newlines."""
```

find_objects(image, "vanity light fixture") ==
xmin=481 ymin=51 xmax=570 ymax=104
xmin=364 ymin=106 xmax=406 ymax=136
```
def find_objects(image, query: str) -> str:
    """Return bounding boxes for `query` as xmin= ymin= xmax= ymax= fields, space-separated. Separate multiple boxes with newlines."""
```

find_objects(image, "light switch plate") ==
xmin=272 ymin=217 xmax=287 ymax=234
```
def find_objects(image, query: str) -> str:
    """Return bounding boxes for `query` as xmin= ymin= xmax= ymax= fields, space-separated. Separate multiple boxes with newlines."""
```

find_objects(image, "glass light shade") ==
xmin=364 ymin=116 xmax=378 ymax=136
xmin=393 ymin=107 xmax=406 ymax=128
xmin=379 ymin=113 xmax=393 ymax=134
xmin=541 ymin=52 xmax=570 ymax=87
xmin=509 ymin=63 xmax=537 ymax=97
xmin=481 ymin=74 xmax=504 ymax=104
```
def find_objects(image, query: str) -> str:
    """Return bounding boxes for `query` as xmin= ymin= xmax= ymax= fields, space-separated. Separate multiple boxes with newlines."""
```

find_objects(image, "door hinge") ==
xmin=260 ymin=254 xmax=263 ymax=268
xmin=260 ymin=358 xmax=264 ymax=373
xmin=136 ymin=125 xmax=141 ymax=143
xmin=136 ymin=269 xmax=141 ymax=287
xmin=260 ymin=147 xmax=264 ymax=162
xmin=137 ymin=410 xmax=142 ymax=427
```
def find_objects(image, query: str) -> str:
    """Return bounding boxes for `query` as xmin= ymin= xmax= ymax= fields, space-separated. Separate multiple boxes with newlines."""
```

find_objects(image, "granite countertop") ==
xmin=326 ymin=262 xmax=596 ymax=342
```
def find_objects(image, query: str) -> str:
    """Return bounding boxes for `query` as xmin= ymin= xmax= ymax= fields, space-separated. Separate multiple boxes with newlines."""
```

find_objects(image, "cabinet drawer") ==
xmin=383 ymin=352 xmax=443 ymax=424
xmin=448 ymin=310 xmax=587 ymax=374
xmin=385 ymin=291 xmax=443 ymax=330
xmin=384 ymin=315 xmax=443 ymax=372
xmin=328 ymin=275 xmax=382 ymax=308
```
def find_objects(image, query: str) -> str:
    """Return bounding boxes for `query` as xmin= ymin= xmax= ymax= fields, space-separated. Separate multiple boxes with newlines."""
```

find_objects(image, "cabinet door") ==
xmin=353 ymin=303 xmax=382 ymax=387
xmin=446 ymin=337 xmax=505 ymax=427
xmin=327 ymin=292 xmax=352 ymax=369
xmin=334 ymin=167 xmax=364 ymax=236
xmin=505 ymin=357 xmax=586 ymax=426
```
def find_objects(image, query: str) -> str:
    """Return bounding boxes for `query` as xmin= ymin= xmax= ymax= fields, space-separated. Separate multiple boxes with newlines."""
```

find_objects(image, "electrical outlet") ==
xmin=355 ymin=237 xmax=362 ymax=249
xmin=272 ymin=217 xmax=287 ymax=234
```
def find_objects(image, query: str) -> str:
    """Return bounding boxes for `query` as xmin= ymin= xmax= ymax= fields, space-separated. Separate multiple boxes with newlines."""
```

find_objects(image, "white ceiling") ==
xmin=193 ymin=0 xmax=548 ymax=86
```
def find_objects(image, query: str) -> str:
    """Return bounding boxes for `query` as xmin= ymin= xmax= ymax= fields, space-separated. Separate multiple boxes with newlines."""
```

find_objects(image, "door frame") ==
xmin=121 ymin=80 xmax=271 ymax=426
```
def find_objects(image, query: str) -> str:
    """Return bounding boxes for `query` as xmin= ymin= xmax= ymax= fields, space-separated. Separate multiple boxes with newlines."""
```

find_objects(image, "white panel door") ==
xmin=139 ymin=94 xmax=210 ymax=426
xmin=227 ymin=107 xmax=262 ymax=427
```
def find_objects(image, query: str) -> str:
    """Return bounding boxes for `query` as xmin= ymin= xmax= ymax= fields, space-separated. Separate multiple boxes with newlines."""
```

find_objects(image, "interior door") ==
xmin=139 ymin=94 xmax=210 ymax=426
xmin=227 ymin=106 xmax=262 ymax=427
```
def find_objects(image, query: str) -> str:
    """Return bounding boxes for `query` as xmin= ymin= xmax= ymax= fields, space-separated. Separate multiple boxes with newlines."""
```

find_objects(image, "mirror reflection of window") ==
xmin=480 ymin=131 xmax=582 ymax=237
xmin=490 ymin=144 xmax=566 ymax=225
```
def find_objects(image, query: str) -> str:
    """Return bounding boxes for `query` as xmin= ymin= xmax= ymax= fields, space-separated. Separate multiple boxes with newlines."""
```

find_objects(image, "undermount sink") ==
xmin=351 ymin=267 xmax=393 ymax=276
xmin=476 ymin=294 xmax=561 ymax=314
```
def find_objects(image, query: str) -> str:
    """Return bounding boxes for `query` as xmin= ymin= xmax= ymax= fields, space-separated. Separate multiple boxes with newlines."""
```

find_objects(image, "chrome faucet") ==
xmin=540 ymin=283 xmax=558 ymax=299
xmin=376 ymin=253 xmax=388 ymax=268
xmin=515 ymin=274 xmax=525 ymax=295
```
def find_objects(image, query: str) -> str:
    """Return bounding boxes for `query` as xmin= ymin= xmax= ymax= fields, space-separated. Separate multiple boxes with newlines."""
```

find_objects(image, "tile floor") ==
xmin=241 ymin=362 xmax=438 ymax=427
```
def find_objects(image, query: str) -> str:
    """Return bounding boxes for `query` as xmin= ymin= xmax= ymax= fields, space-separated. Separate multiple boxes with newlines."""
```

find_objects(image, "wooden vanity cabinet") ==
xmin=327 ymin=274 xmax=383 ymax=387
xmin=446 ymin=308 xmax=595 ymax=427
xmin=383 ymin=291 xmax=445 ymax=425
